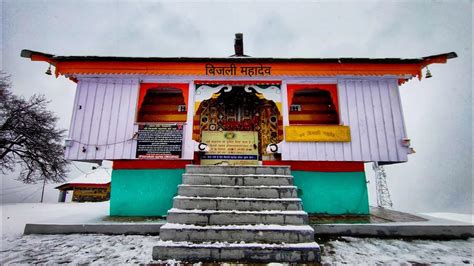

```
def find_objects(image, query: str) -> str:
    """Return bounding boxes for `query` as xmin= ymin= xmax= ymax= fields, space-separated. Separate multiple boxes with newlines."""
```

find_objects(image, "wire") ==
xmin=19 ymin=186 xmax=43 ymax=202
xmin=70 ymin=161 xmax=88 ymax=174
xmin=2 ymin=184 xmax=34 ymax=191
xmin=68 ymin=137 xmax=135 ymax=147
xmin=0 ymin=185 xmax=37 ymax=196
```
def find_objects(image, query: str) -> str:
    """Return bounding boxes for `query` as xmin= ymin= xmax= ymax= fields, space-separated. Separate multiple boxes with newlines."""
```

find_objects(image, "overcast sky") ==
xmin=1 ymin=0 xmax=472 ymax=214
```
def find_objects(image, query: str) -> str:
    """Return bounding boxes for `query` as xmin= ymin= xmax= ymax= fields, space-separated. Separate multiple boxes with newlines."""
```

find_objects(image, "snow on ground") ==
xmin=319 ymin=237 xmax=473 ymax=264
xmin=1 ymin=234 xmax=472 ymax=264
xmin=1 ymin=202 xmax=109 ymax=237
xmin=1 ymin=234 xmax=160 ymax=264
xmin=1 ymin=202 xmax=472 ymax=264
xmin=421 ymin=212 xmax=473 ymax=224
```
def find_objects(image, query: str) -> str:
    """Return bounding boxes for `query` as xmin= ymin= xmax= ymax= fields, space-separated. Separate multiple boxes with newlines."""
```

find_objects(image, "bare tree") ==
xmin=0 ymin=73 xmax=69 ymax=183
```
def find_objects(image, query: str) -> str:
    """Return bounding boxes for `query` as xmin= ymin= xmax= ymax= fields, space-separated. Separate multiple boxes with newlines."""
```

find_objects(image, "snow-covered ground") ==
xmin=319 ymin=237 xmax=473 ymax=264
xmin=1 ymin=202 xmax=473 ymax=264
xmin=1 ymin=234 xmax=161 ymax=264
xmin=422 ymin=212 xmax=473 ymax=224
xmin=1 ymin=234 xmax=472 ymax=264
xmin=1 ymin=201 xmax=109 ymax=237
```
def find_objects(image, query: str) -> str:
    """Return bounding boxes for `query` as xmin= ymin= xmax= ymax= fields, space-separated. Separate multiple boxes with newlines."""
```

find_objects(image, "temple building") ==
xmin=22 ymin=34 xmax=456 ymax=217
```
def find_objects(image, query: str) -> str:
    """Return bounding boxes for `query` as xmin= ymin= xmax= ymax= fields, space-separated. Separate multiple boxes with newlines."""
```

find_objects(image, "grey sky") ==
xmin=1 ymin=0 xmax=472 ymax=214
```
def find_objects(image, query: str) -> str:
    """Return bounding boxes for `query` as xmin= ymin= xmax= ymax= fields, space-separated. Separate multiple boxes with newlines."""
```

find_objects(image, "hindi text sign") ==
xmin=205 ymin=64 xmax=271 ymax=77
xmin=285 ymin=125 xmax=351 ymax=142
xmin=201 ymin=131 xmax=258 ymax=165
xmin=136 ymin=124 xmax=183 ymax=159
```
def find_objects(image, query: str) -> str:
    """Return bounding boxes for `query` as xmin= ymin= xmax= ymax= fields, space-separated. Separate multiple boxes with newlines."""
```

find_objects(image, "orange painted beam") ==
xmin=53 ymin=61 xmax=425 ymax=78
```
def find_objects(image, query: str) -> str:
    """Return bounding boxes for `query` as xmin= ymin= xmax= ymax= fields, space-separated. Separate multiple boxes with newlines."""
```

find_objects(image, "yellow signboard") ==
xmin=201 ymin=131 xmax=258 ymax=165
xmin=285 ymin=125 xmax=351 ymax=142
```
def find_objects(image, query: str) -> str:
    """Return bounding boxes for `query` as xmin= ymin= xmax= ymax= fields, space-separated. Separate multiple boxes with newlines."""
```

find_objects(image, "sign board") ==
xmin=285 ymin=125 xmax=351 ymax=142
xmin=201 ymin=131 xmax=258 ymax=165
xmin=205 ymin=64 xmax=272 ymax=77
xmin=136 ymin=124 xmax=183 ymax=159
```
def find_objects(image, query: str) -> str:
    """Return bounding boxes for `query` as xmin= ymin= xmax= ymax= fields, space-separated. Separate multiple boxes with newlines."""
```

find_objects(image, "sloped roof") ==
xmin=55 ymin=168 xmax=111 ymax=190
xmin=20 ymin=49 xmax=457 ymax=64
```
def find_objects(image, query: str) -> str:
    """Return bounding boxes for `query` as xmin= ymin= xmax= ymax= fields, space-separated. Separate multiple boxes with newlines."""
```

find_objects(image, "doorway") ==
xmin=193 ymin=85 xmax=282 ymax=162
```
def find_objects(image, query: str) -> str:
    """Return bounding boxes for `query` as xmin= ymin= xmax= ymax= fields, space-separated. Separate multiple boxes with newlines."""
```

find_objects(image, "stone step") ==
xmin=173 ymin=196 xmax=302 ymax=211
xmin=159 ymin=223 xmax=315 ymax=243
xmin=152 ymin=241 xmax=321 ymax=263
xmin=166 ymin=209 xmax=309 ymax=225
xmin=178 ymin=184 xmax=298 ymax=198
xmin=182 ymin=173 xmax=294 ymax=186
xmin=185 ymin=165 xmax=291 ymax=175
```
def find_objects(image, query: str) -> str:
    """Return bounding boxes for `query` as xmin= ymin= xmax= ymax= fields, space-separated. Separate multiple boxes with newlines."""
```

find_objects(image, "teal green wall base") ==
xmin=110 ymin=169 xmax=184 ymax=216
xmin=292 ymin=171 xmax=369 ymax=215
xmin=110 ymin=168 xmax=369 ymax=216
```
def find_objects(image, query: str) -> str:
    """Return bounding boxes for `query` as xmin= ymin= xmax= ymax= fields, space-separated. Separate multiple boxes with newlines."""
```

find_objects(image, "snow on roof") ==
xmin=59 ymin=168 xmax=111 ymax=186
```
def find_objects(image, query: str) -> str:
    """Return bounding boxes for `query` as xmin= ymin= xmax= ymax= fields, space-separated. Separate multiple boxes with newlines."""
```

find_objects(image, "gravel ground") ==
xmin=1 ymin=234 xmax=473 ymax=264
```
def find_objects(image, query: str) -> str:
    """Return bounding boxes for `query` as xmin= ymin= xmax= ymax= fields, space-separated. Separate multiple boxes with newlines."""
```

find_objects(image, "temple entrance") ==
xmin=193 ymin=85 xmax=283 ymax=165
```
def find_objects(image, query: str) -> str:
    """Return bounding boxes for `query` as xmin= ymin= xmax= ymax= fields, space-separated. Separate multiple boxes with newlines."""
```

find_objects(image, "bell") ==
xmin=425 ymin=67 xmax=432 ymax=78
xmin=45 ymin=64 xmax=52 ymax=75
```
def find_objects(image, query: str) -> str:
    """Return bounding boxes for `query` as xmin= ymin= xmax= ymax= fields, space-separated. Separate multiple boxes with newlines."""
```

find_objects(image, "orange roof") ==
xmin=21 ymin=50 xmax=456 ymax=83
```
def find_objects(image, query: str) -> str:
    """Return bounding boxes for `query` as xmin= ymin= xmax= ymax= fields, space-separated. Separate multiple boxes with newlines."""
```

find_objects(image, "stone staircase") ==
xmin=152 ymin=165 xmax=321 ymax=263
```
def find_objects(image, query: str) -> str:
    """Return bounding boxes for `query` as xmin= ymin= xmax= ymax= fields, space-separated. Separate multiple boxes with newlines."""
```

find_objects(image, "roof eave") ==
xmin=21 ymin=49 xmax=458 ymax=64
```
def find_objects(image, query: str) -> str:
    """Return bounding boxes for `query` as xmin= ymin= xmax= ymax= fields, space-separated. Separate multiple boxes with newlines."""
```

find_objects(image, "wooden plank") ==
xmin=333 ymin=142 xmax=345 ymax=161
xmin=333 ymin=81 xmax=345 ymax=161
xmin=140 ymin=105 xmax=184 ymax=112
xmin=288 ymin=140 xmax=299 ymax=160
xmin=112 ymin=80 xmax=130 ymax=159
xmin=144 ymin=98 xmax=185 ymax=104
xmin=362 ymin=80 xmax=378 ymax=160
xmin=289 ymin=113 xmax=339 ymax=120
xmin=297 ymin=105 xmax=335 ymax=112
xmin=78 ymin=81 xmax=98 ymax=160
xmin=379 ymin=80 xmax=397 ymax=161
xmin=87 ymin=81 xmax=107 ymax=160
xmin=388 ymin=79 xmax=408 ymax=161
xmin=292 ymin=97 xmax=332 ymax=104
xmin=109 ymin=80 xmax=125 ymax=159
xmin=338 ymin=80 xmax=352 ymax=161
xmin=140 ymin=114 xmax=188 ymax=122
xmin=122 ymin=80 xmax=139 ymax=159
xmin=325 ymin=142 xmax=336 ymax=161
xmin=370 ymin=80 xmax=389 ymax=161
xmin=346 ymin=80 xmax=362 ymax=161
xmin=65 ymin=81 xmax=83 ymax=159
xmin=115 ymin=80 xmax=133 ymax=159
xmin=298 ymin=141 xmax=309 ymax=161
xmin=307 ymin=141 xmax=317 ymax=160
xmin=289 ymin=109 xmax=336 ymax=115
xmin=355 ymin=81 xmax=371 ymax=161
xmin=94 ymin=81 xmax=113 ymax=159
xmin=71 ymin=80 xmax=90 ymax=159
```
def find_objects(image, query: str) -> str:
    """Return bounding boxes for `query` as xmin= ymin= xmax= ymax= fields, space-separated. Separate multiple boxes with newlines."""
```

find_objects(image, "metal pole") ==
xmin=40 ymin=177 xmax=46 ymax=203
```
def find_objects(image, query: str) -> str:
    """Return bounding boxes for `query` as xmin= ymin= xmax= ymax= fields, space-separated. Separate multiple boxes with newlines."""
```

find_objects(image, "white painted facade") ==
xmin=64 ymin=75 xmax=408 ymax=163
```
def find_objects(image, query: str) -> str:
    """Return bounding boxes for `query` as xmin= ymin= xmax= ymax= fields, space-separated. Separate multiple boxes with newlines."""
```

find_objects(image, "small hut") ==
xmin=55 ymin=168 xmax=111 ymax=202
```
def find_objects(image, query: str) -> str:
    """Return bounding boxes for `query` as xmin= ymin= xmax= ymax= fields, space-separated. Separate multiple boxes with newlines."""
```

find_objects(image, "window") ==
xmin=136 ymin=83 xmax=189 ymax=123
xmin=287 ymin=84 xmax=339 ymax=125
